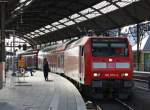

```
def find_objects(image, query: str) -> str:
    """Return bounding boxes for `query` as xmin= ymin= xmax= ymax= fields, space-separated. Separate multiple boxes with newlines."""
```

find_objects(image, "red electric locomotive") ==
xmin=41 ymin=35 xmax=134 ymax=99
xmin=64 ymin=36 xmax=134 ymax=99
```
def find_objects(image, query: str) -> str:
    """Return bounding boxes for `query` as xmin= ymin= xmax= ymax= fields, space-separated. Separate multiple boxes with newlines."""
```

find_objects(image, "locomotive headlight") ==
xmin=124 ymin=73 xmax=129 ymax=77
xmin=93 ymin=73 xmax=101 ymax=77
xmin=121 ymin=73 xmax=129 ymax=77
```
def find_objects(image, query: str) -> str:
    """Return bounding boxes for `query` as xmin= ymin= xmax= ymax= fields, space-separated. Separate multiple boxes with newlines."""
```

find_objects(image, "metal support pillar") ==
xmin=137 ymin=24 xmax=140 ymax=71
xmin=0 ymin=1 xmax=6 ymax=89
xmin=12 ymin=31 xmax=16 ymax=76
xmin=118 ymin=28 xmax=121 ymax=36
xmin=0 ymin=2 xmax=5 ymax=62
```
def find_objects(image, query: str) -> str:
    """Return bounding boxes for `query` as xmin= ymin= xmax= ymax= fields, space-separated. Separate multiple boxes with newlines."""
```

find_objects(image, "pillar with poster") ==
xmin=0 ymin=38 xmax=5 ymax=89
xmin=0 ymin=62 xmax=5 ymax=89
xmin=0 ymin=2 xmax=6 ymax=89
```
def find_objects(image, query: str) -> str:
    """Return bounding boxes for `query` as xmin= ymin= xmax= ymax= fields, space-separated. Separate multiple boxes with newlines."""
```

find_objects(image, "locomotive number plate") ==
xmin=104 ymin=73 xmax=119 ymax=77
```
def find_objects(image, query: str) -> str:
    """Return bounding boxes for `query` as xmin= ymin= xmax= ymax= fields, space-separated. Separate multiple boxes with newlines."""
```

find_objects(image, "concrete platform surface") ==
xmin=0 ymin=71 xmax=86 ymax=110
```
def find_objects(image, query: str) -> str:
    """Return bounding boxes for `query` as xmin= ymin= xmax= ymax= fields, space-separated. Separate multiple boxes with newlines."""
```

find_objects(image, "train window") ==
xmin=60 ymin=55 xmax=64 ymax=65
xmin=92 ymin=43 xmax=108 ymax=48
xmin=110 ymin=43 xmax=127 ymax=48
xmin=92 ymin=41 xmax=128 ymax=57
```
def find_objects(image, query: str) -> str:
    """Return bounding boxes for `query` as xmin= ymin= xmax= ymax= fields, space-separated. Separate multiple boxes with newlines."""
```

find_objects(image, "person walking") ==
xmin=43 ymin=58 xmax=49 ymax=81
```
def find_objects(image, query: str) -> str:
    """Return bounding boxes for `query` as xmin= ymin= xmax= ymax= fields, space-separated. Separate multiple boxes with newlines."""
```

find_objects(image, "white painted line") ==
xmin=115 ymin=98 xmax=134 ymax=110
xmin=96 ymin=105 xmax=102 ymax=110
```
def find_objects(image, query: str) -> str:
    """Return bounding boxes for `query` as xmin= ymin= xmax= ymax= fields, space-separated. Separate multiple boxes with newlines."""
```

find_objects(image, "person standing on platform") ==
xmin=28 ymin=57 xmax=33 ymax=76
xmin=43 ymin=58 xmax=49 ymax=81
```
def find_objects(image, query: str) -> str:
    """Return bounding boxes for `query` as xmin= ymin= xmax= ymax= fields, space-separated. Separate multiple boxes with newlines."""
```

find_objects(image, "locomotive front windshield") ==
xmin=92 ymin=39 xmax=128 ymax=57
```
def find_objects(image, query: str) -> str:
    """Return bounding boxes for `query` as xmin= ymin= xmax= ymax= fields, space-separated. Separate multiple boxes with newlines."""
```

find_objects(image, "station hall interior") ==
xmin=1 ymin=0 xmax=150 ymax=110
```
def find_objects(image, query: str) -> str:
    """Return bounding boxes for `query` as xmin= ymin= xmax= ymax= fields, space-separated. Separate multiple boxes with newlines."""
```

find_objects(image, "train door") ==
xmin=79 ymin=46 xmax=85 ymax=84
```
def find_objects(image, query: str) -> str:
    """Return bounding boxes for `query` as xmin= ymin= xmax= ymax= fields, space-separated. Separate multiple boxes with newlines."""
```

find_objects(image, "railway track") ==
xmin=85 ymin=98 xmax=135 ymax=110
xmin=86 ymin=100 xmax=102 ymax=110
xmin=114 ymin=98 xmax=135 ymax=110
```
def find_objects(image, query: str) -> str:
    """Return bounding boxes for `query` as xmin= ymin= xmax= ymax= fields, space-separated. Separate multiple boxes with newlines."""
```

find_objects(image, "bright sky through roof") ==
xmin=5 ymin=36 xmax=30 ymax=52
xmin=24 ymin=0 xmax=140 ymax=38
xmin=20 ymin=0 xmax=26 ymax=3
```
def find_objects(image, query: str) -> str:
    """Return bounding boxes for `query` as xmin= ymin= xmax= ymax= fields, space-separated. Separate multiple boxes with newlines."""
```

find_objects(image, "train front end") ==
xmin=84 ymin=37 xmax=134 ymax=98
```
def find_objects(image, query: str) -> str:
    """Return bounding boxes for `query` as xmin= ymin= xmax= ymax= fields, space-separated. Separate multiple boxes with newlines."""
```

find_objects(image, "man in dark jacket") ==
xmin=43 ymin=58 xmax=49 ymax=81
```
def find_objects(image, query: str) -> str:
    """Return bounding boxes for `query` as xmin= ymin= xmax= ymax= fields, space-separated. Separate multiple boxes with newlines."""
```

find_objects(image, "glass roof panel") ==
xmin=80 ymin=8 xmax=94 ymax=15
xmin=35 ymin=30 xmax=40 ymax=33
xmin=64 ymin=21 xmax=75 ymax=26
xmin=52 ymin=22 xmax=60 ymax=26
xmin=14 ymin=4 xmax=24 ymax=11
xmin=59 ymin=18 xmax=69 ymax=23
xmin=30 ymin=35 xmax=35 ymax=38
xmin=85 ymin=11 xmax=101 ymax=19
xmin=34 ymin=34 xmax=39 ymax=37
xmin=100 ymin=5 xmax=118 ymax=14
xmin=51 ymin=27 xmax=57 ymax=31
xmin=31 ymin=32 xmax=35 ymax=34
xmin=39 ymin=32 xmax=45 ymax=35
xmin=44 ymin=30 xmax=51 ymax=33
xmin=39 ymin=28 xmax=45 ymax=31
xmin=75 ymin=17 xmax=87 ymax=23
xmin=57 ymin=25 xmax=65 ymax=29
xmin=23 ymin=35 xmax=28 ymax=37
xmin=27 ymin=34 xmax=31 ymax=36
xmin=45 ymin=25 xmax=52 ymax=29
xmin=25 ymin=0 xmax=33 ymax=6
xmin=20 ymin=0 xmax=26 ymax=3
xmin=116 ymin=1 xmax=130 ymax=7
xmin=69 ymin=13 xmax=80 ymax=19
xmin=93 ymin=1 xmax=110 ymax=9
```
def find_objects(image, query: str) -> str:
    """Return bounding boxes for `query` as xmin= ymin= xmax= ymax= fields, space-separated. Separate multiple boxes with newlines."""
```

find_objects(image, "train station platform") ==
xmin=0 ymin=70 xmax=86 ymax=110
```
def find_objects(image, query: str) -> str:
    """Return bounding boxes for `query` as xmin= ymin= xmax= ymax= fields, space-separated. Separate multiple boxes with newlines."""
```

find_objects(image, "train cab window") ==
xmin=92 ymin=43 xmax=109 ymax=56
xmin=92 ymin=40 xmax=128 ymax=57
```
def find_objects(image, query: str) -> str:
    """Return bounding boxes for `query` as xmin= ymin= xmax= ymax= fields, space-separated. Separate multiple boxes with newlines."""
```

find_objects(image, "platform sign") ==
xmin=0 ymin=62 xmax=5 ymax=89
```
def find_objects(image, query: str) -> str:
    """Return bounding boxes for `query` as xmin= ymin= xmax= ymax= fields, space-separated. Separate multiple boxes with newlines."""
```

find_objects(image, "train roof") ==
xmin=40 ymin=45 xmax=58 ymax=52
xmin=55 ymin=39 xmax=79 ymax=52
xmin=39 ymin=36 xmax=129 ymax=53
xmin=66 ymin=36 xmax=129 ymax=49
xmin=17 ymin=49 xmax=38 ymax=55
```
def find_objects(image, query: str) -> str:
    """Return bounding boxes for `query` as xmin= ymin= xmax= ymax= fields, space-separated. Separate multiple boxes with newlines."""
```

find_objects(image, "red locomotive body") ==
xmin=64 ymin=36 xmax=134 ymax=98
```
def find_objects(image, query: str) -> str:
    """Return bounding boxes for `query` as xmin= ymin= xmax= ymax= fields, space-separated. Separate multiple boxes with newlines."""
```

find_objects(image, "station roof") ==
xmin=1 ymin=0 xmax=150 ymax=45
